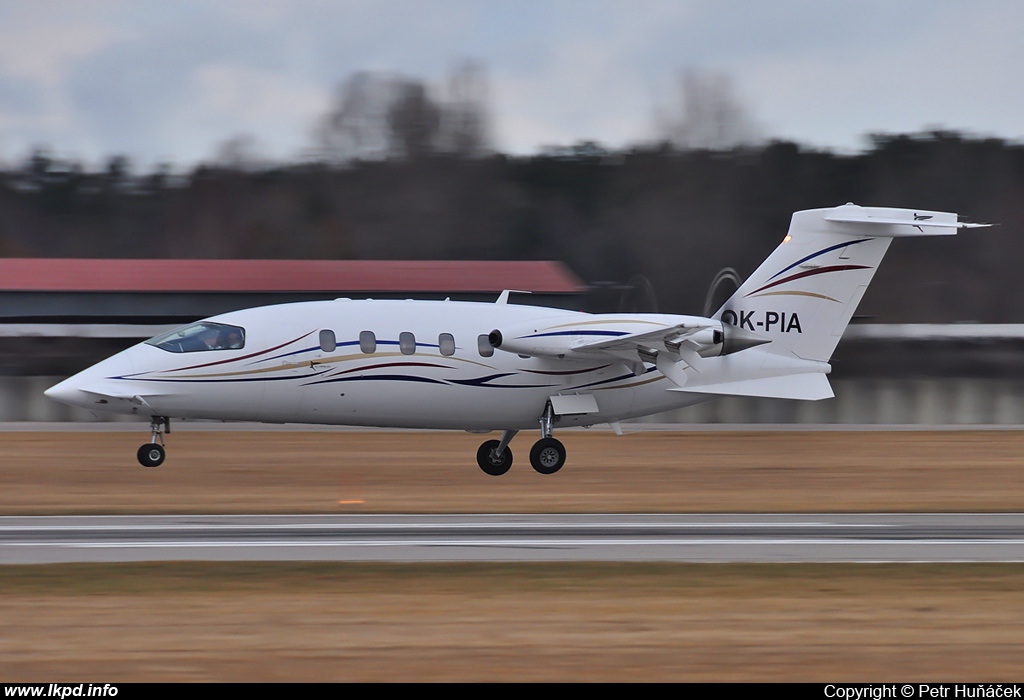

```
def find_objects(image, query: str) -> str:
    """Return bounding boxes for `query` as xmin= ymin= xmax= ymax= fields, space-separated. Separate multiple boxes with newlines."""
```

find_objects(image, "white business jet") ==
xmin=45 ymin=204 xmax=986 ymax=475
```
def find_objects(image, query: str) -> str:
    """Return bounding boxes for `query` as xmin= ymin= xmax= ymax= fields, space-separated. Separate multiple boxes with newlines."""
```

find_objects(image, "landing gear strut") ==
xmin=137 ymin=416 xmax=170 ymax=468
xmin=475 ymin=403 xmax=568 ymax=476
xmin=529 ymin=403 xmax=566 ymax=475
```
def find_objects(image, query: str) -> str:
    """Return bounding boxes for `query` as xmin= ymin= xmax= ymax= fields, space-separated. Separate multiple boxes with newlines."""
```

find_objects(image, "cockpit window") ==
xmin=146 ymin=322 xmax=246 ymax=353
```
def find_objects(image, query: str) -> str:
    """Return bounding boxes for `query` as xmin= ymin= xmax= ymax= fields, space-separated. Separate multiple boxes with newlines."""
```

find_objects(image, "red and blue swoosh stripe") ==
xmin=746 ymin=239 xmax=872 ymax=297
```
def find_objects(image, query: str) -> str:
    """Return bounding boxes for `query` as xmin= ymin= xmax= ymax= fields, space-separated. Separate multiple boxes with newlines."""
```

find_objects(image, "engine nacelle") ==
xmin=487 ymin=325 xmax=584 ymax=357
xmin=682 ymin=324 xmax=770 ymax=358
xmin=489 ymin=316 xmax=770 ymax=360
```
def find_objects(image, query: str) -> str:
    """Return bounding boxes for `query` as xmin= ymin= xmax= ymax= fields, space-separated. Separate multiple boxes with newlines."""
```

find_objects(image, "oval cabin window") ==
xmin=319 ymin=329 xmax=336 ymax=353
xmin=359 ymin=331 xmax=376 ymax=354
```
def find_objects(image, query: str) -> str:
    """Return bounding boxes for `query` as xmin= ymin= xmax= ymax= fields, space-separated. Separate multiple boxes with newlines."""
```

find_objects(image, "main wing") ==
xmin=491 ymin=315 xmax=776 ymax=390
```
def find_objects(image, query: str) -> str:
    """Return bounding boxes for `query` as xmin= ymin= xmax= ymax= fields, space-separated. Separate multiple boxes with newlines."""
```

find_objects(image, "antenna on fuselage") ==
xmin=496 ymin=289 xmax=532 ymax=305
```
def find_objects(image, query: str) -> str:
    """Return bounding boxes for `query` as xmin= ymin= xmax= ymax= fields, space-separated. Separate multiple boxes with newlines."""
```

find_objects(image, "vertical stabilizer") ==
xmin=713 ymin=204 xmax=979 ymax=362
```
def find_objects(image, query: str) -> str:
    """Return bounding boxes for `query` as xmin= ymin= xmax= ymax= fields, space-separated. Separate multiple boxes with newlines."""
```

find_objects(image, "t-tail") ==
xmin=713 ymin=203 xmax=988 ymax=364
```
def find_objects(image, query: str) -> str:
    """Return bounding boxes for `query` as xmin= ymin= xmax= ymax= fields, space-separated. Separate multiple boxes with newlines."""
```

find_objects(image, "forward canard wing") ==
xmin=77 ymin=382 xmax=184 ymax=408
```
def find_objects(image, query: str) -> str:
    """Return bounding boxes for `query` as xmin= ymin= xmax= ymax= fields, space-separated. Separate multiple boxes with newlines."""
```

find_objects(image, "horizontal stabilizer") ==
xmin=823 ymin=204 xmax=990 ymax=236
xmin=671 ymin=372 xmax=833 ymax=401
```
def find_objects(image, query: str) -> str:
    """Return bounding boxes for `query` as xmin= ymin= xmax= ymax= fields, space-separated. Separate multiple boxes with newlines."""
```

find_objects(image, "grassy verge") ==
xmin=2 ymin=562 xmax=1024 ymax=681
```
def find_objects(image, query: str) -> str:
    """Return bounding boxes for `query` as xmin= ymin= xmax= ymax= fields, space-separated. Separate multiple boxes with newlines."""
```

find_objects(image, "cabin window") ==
xmin=477 ymin=334 xmax=494 ymax=357
xmin=439 ymin=333 xmax=455 ymax=356
xmin=399 ymin=332 xmax=416 ymax=355
xmin=146 ymin=322 xmax=246 ymax=354
xmin=359 ymin=330 xmax=376 ymax=354
xmin=319 ymin=329 xmax=336 ymax=353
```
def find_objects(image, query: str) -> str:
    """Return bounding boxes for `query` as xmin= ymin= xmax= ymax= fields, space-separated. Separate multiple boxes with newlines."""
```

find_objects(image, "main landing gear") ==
xmin=137 ymin=416 xmax=170 ymax=468
xmin=475 ymin=403 xmax=567 ymax=476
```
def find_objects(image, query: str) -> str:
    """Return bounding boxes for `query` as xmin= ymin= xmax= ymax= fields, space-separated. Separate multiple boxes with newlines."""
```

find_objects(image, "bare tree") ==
xmin=439 ymin=60 xmax=493 ymax=157
xmin=657 ymin=68 xmax=762 ymax=150
xmin=316 ymin=63 xmax=494 ymax=163
xmin=314 ymin=72 xmax=398 ymax=163
xmin=386 ymin=80 xmax=442 ymax=160
xmin=211 ymin=134 xmax=264 ymax=171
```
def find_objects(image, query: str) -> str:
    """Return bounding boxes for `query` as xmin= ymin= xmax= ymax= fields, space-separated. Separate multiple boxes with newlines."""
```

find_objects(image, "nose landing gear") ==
xmin=137 ymin=416 xmax=170 ymax=468
xmin=475 ymin=403 xmax=567 ymax=476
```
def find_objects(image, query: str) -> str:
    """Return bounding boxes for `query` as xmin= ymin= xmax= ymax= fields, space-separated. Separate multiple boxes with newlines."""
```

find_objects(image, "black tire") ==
xmin=529 ymin=437 xmax=566 ymax=475
xmin=137 ymin=443 xmax=166 ymax=468
xmin=476 ymin=439 xmax=512 ymax=476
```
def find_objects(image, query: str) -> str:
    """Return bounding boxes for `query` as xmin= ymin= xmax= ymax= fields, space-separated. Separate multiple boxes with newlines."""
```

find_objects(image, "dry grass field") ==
xmin=2 ymin=428 xmax=1024 ymax=681
xmin=2 ymin=562 xmax=1024 ymax=682
xmin=2 ymin=429 xmax=1024 ymax=514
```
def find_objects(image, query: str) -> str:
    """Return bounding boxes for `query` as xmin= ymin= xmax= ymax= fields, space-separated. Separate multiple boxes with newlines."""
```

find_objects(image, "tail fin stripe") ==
xmin=767 ymin=238 xmax=872 ymax=281
xmin=746 ymin=265 xmax=871 ymax=297
xmin=746 ymin=290 xmax=840 ymax=302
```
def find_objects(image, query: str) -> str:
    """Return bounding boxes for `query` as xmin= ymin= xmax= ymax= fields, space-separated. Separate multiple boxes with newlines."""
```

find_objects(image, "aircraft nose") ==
xmin=44 ymin=376 xmax=89 ymax=408
xmin=45 ymin=345 xmax=137 ymax=410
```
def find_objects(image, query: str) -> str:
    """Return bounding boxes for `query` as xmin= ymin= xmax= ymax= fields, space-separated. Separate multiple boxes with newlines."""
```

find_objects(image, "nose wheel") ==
xmin=138 ymin=416 xmax=170 ymax=468
xmin=137 ymin=443 xmax=165 ymax=468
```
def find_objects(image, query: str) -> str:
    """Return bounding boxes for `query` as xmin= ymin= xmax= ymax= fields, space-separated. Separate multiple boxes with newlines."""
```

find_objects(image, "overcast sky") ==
xmin=1 ymin=0 xmax=1021 ymax=170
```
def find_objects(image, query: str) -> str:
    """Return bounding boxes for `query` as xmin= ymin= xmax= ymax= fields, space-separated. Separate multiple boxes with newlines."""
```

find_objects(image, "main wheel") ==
xmin=530 ymin=437 xmax=566 ymax=475
xmin=137 ymin=443 xmax=166 ymax=468
xmin=476 ymin=439 xmax=512 ymax=476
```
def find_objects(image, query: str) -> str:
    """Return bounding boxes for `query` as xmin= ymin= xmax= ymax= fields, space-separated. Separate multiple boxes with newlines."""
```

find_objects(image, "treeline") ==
xmin=1 ymin=131 xmax=1021 ymax=322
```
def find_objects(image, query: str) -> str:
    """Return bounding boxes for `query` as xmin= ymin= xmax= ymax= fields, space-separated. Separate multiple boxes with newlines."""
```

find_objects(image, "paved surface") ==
xmin=4 ymin=513 xmax=1024 ymax=563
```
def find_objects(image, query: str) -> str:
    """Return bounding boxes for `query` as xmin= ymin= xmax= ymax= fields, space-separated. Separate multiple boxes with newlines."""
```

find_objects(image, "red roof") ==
xmin=0 ymin=259 xmax=584 ymax=294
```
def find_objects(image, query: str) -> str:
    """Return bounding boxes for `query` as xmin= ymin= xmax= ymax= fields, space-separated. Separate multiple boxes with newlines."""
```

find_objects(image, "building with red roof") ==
xmin=0 ymin=258 xmax=585 ymax=376
xmin=0 ymin=259 xmax=583 ymax=295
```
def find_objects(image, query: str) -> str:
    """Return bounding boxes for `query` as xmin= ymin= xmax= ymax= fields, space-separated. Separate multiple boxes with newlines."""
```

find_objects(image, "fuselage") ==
xmin=46 ymin=299 xmax=715 ymax=430
xmin=41 ymin=204 xmax=978 ymax=474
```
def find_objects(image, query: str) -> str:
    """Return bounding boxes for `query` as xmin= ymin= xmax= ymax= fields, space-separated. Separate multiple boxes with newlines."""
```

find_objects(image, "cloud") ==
xmin=739 ymin=1 xmax=1024 ymax=148
xmin=1 ymin=0 xmax=1023 ymax=166
xmin=190 ymin=63 xmax=329 ymax=157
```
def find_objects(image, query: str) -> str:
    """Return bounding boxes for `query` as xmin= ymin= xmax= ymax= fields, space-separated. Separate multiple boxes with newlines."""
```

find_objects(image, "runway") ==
xmin=3 ymin=513 xmax=1024 ymax=564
